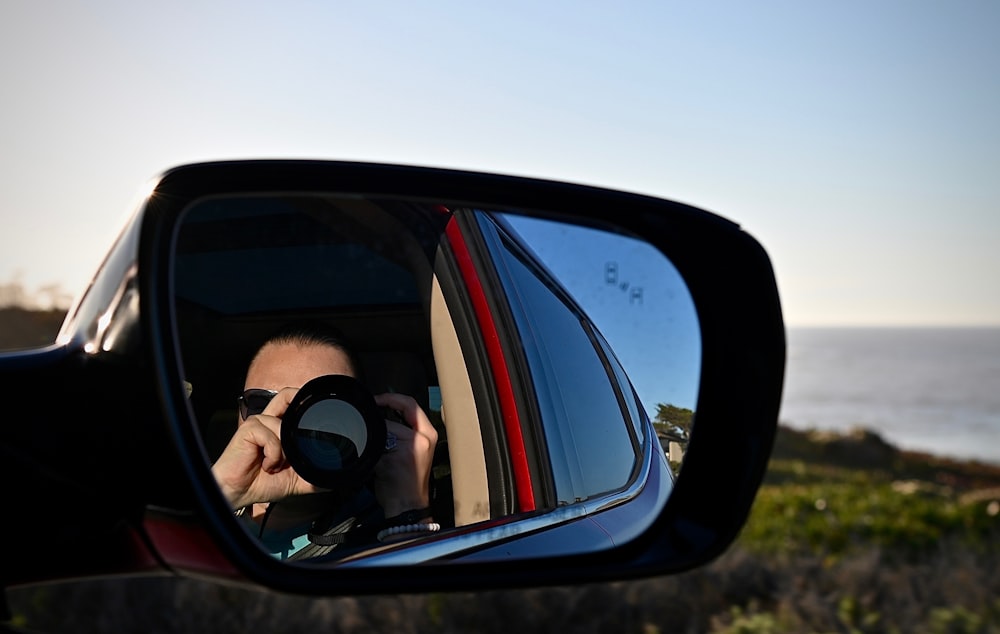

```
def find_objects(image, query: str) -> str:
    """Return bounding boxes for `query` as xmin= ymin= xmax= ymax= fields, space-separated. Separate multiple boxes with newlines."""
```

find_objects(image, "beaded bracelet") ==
xmin=377 ymin=522 xmax=441 ymax=543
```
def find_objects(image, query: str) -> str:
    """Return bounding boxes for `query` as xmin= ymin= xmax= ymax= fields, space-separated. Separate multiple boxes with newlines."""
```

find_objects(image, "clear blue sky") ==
xmin=2 ymin=1 xmax=998 ymax=326
xmin=505 ymin=214 xmax=702 ymax=413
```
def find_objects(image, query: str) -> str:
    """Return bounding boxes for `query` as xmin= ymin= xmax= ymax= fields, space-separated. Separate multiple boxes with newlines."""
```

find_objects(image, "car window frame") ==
xmin=472 ymin=211 xmax=644 ymax=506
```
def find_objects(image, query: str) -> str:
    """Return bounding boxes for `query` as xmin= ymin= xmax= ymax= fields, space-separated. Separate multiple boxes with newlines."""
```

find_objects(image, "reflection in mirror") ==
xmin=171 ymin=193 xmax=700 ymax=566
xmin=500 ymin=214 xmax=700 ymax=473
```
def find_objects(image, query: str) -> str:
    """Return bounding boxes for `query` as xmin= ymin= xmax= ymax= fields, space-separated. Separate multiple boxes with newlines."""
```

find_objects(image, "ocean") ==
xmin=780 ymin=327 xmax=1000 ymax=466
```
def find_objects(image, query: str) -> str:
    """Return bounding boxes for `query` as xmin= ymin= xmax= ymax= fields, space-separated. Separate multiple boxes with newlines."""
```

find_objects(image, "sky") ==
xmin=2 ymin=1 xmax=999 ymax=326
xmin=504 ymin=214 xmax=702 ymax=413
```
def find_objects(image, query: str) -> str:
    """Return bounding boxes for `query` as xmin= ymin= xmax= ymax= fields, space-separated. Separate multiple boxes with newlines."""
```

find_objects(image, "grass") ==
xmin=0 ymin=306 xmax=65 ymax=350
xmin=742 ymin=458 xmax=1000 ymax=561
xmin=741 ymin=425 xmax=1000 ymax=571
xmin=709 ymin=426 xmax=1000 ymax=633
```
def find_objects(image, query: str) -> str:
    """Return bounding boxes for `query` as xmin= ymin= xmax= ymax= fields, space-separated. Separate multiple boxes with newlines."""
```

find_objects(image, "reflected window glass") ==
xmin=498 ymin=213 xmax=701 ymax=437
xmin=479 ymin=214 xmax=638 ymax=505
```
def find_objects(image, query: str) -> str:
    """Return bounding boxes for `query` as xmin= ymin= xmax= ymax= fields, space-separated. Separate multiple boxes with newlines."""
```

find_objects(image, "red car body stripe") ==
xmin=445 ymin=218 xmax=535 ymax=512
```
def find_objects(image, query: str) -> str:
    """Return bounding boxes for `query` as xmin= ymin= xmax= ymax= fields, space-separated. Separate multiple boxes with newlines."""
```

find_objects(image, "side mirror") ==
xmin=1 ymin=160 xmax=785 ymax=596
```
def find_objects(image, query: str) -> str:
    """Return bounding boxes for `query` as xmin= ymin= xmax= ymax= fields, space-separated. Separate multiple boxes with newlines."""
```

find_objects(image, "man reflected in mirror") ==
xmin=210 ymin=322 xmax=438 ymax=559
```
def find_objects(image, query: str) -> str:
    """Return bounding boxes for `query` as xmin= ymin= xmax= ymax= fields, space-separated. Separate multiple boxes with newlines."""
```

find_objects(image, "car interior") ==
xmin=170 ymin=194 xmax=506 ymax=535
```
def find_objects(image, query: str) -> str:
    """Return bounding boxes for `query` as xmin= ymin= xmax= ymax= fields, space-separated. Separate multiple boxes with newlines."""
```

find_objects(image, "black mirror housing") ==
xmin=0 ymin=160 xmax=785 ymax=596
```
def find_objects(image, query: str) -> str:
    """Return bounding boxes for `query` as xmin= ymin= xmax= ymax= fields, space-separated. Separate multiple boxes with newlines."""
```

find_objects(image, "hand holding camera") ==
xmin=281 ymin=376 xmax=437 ymax=519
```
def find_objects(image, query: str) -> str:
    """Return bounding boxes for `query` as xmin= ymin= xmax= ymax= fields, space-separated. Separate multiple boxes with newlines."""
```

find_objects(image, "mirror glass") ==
xmin=171 ymin=193 xmax=700 ymax=565
xmin=500 ymin=214 xmax=700 ymax=465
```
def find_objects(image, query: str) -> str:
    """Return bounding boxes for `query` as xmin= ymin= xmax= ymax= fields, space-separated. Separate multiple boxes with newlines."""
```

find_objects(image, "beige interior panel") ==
xmin=430 ymin=275 xmax=490 ymax=526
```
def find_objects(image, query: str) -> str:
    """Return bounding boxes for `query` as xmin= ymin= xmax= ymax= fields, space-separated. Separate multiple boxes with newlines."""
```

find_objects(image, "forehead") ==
xmin=244 ymin=341 xmax=354 ymax=390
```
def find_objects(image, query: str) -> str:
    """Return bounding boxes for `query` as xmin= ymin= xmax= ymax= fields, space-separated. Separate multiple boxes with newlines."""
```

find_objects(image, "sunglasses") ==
xmin=238 ymin=388 xmax=279 ymax=420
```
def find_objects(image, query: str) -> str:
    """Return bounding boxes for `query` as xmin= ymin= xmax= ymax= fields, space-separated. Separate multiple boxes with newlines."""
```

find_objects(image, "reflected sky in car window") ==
xmin=501 ymin=214 xmax=701 ymax=416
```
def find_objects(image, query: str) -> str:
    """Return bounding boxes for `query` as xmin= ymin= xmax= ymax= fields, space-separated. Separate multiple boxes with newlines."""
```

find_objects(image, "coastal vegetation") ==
xmin=0 ymin=306 xmax=66 ymax=350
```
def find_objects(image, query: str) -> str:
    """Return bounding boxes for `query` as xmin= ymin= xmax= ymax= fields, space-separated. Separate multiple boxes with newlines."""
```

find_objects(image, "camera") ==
xmin=280 ymin=374 xmax=387 ymax=491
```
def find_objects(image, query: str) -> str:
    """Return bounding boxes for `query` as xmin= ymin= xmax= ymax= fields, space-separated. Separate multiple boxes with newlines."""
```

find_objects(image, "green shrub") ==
xmin=739 ymin=460 xmax=1000 ymax=560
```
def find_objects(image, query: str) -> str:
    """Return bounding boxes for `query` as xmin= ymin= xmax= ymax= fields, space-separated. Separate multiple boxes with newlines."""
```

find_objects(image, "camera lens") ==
xmin=292 ymin=399 xmax=368 ymax=469
xmin=281 ymin=374 xmax=386 ymax=490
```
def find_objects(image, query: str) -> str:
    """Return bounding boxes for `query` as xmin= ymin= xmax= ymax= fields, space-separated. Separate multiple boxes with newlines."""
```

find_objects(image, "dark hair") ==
xmin=250 ymin=321 xmax=364 ymax=383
